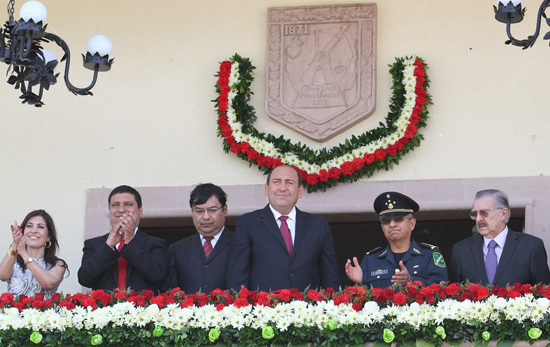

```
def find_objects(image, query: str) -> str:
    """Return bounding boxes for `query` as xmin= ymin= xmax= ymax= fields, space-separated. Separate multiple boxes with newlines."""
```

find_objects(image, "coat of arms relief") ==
xmin=266 ymin=4 xmax=377 ymax=141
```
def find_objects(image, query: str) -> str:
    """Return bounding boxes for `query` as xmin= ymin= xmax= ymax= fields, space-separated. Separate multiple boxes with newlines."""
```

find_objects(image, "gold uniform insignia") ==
xmin=388 ymin=203 xmax=394 ymax=209
xmin=413 ymin=248 xmax=421 ymax=254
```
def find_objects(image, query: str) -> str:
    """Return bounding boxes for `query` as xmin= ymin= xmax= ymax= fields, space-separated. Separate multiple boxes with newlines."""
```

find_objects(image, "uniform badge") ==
xmin=371 ymin=269 xmax=388 ymax=276
xmin=413 ymin=248 xmax=421 ymax=254
xmin=433 ymin=252 xmax=446 ymax=268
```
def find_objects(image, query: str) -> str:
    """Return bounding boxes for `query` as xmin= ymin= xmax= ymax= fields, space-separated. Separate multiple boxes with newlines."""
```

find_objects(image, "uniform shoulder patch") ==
xmin=433 ymin=252 xmax=446 ymax=268
xmin=366 ymin=246 xmax=383 ymax=255
xmin=419 ymin=242 xmax=438 ymax=250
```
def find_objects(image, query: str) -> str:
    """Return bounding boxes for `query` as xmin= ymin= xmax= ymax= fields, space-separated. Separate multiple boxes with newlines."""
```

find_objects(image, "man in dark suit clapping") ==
xmin=78 ymin=185 xmax=167 ymax=292
xmin=162 ymin=183 xmax=233 ymax=293
xmin=450 ymin=189 xmax=550 ymax=286
xmin=226 ymin=165 xmax=341 ymax=292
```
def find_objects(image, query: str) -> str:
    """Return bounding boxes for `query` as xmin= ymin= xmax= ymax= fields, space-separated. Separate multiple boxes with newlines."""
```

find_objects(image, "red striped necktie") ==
xmin=203 ymin=236 xmax=213 ymax=259
xmin=279 ymin=216 xmax=293 ymax=256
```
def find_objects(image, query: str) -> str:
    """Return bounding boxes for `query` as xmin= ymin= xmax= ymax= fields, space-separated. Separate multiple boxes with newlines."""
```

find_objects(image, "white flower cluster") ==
xmin=1 ymin=295 xmax=549 ymax=333
xmin=224 ymin=58 xmax=421 ymax=175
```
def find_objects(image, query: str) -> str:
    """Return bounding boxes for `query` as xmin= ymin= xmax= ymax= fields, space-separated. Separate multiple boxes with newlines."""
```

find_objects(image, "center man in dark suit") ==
xmin=450 ymin=189 xmax=550 ymax=286
xmin=162 ymin=183 xmax=233 ymax=293
xmin=78 ymin=185 xmax=167 ymax=292
xmin=226 ymin=165 xmax=341 ymax=292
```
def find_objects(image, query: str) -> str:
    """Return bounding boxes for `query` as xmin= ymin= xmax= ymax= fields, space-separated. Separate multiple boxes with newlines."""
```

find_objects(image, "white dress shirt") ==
xmin=269 ymin=204 xmax=297 ymax=244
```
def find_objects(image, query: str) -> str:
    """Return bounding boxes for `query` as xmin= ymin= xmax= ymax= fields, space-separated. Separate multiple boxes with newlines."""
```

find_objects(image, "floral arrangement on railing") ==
xmin=214 ymin=54 xmax=432 ymax=192
xmin=0 ymin=282 xmax=549 ymax=346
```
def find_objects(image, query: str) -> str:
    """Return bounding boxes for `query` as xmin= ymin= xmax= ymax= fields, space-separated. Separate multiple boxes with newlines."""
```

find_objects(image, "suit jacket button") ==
xmin=205 ymin=265 xmax=209 ymax=268
xmin=204 ymin=284 xmax=208 ymax=288
xmin=290 ymin=274 xmax=294 ymax=277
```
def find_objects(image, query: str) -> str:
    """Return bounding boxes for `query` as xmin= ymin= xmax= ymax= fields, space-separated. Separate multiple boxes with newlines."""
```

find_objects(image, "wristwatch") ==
xmin=24 ymin=257 xmax=34 ymax=265
xmin=8 ymin=245 xmax=17 ymax=257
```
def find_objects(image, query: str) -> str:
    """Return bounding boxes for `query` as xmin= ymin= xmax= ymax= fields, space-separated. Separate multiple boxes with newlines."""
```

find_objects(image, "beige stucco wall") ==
xmin=0 ymin=0 xmax=549 ymax=294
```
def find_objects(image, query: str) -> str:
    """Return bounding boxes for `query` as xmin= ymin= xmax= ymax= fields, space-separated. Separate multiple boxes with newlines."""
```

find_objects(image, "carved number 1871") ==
xmin=284 ymin=25 xmax=309 ymax=35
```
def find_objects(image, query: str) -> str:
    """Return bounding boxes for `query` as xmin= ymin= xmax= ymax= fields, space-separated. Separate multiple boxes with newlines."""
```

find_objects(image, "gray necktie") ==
xmin=486 ymin=240 xmax=498 ymax=285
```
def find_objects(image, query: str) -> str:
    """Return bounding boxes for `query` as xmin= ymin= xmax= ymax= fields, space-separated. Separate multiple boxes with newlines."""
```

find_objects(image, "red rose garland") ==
xmin=215 ymin=55 xmax=431 ymax=192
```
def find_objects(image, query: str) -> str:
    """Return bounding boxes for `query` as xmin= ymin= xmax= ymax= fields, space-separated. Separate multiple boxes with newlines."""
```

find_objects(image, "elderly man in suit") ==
xmin=78 ymin=185 xmax=167 ymax=292
xmin=450 ymin=189 xmax=550 ymax=286
xmin=162 ymin=183 xmax=233 ymax=293
xmin=226 ymin=165 xmax=341 ymax=292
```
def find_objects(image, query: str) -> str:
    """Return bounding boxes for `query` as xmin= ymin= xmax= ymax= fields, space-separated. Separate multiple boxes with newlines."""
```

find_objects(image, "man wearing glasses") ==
xmin=345 ymin=191 xmax=448 ymax=288
xmin=450 ymin=189 xmax=550 ymax=286
xmin=162 ymin=183 xmax=233 ymax=293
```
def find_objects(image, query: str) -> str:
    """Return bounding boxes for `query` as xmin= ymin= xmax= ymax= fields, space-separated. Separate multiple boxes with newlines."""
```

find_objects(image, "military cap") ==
xmin=373 ymin=191 xmax=419 ymax=218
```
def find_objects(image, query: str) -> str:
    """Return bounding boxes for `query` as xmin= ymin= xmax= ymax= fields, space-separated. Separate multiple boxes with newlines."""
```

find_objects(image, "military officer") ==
xmin=345 ymin=192 xmax=448 ymax=288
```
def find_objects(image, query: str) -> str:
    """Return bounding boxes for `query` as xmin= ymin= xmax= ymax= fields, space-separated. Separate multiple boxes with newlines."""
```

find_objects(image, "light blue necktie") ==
xmin=486 ymin=240 xmax=498 ymax=285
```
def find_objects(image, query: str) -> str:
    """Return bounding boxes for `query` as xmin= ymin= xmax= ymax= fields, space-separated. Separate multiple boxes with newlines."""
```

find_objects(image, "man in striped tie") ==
xmin=162 ymin=183 xmax=234 ymax=294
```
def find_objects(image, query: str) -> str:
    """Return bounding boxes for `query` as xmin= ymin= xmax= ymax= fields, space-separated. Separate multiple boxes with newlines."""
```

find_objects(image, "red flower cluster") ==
xmin=214 ymin=57 xmax=429 ymax=190
xmin=1 ymin=282 xmax=550 ymax=313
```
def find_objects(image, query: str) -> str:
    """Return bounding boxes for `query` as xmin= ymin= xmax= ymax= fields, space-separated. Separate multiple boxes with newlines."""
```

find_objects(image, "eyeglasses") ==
xmin=469 ymin=208 xmax=502 ymax=220
xmin=380 ymin=216 xmax=411 ymax=225
xmin=192 ymin=206 xmax=223 ymax=215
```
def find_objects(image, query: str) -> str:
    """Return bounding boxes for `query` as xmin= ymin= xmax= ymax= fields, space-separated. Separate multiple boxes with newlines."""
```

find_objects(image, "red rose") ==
xmin=230 ymin=143 xmax=240 ymax=154
xmin=328 ymin=167 xmax=341 ymax=179
xmin=14 ymin=302 xmax=25 ymax=312
xmin=445 ymin=283 xmax=459 ymax=296
xmin=352 ymin=302 xmax=362 ymax=311
xmin=459 ymin=292 xmax=471 ymax=301
xmin=81 ymin=297 xmax=98 ymax=310
xmin=34 ymin=293 xmax=45 ymax=300
xmin=114 ymin=292 xmax=127 ymax=301
xmin=32 ymin=300 xmax=44 ymax=309
xmin=306 ymin=174 xmax=319 ymax=185
xmin=374 ymin=149 xmax=387 ymax=161
xmin=364 ymin=154 xmax=375 ymax=165
xmin=386 ymin=144 xmax=398 ymax=156
xmin=0 ymin=293 xmax=14 ymax=302
xmin=234 ymin=298 xmax=250 ymax=308
xmin=352 ymin=157 xmax=364 ymax=171
xmin=247 ymin=148 xmax=259 ymax=161
xmin=393 ymin=292 xmax=407 ymax=305
xmin=216 ymin=303 xmax=226 ymax=311
xmin=181 ymin=298 xmax=194 ymax=308
xmin=415 ymin=93 xmax=427 ymax=106
xmin=164 ymin=295 xmax=175 ymax=305
xmin=217 ymin=76 xmax=229 ymax=86
xmin=51 ymin=293 xmax=60 ymax=303
xmin=71 ymin=293 xmax=86 ymax=304
xmin=507 ymin=290 xmax=520 ymax=298
xmin=535 ymin=285 xmax=545 ymax=296
xmin=307 ymin=290 xmax=323 ymax=302
xmin=219 ymin=85 xmax=230 ymax=96
xmin=60 ymin=301 xmax=75 ymax=310
xmin=340 ymin=162 xmax=354 ymax=176
xmin=100 ymin=293 xmax=112 ymax=306
xmin=415 ymin=294 xmax=424 ymax=304
xmin=413 ymin=60 xmax=424 ymax=69
xmin=319 ymin=169 xmax=329 ymax=182
xmin=151 ymin=295 xmax=165 ymax=309
xmin=275 ymin=289 xmax=291 ymax=302
xmin=198 ymin=294 xmax=209 ymax=306
xmin=218 ymin=100 xmax=228 ymax=111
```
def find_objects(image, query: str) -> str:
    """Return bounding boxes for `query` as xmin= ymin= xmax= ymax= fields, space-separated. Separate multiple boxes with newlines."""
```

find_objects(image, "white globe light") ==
xmin=86 ymin=35 xmax=113 ymax=57
xmin=19 ymin=1 xmax=47 ymax=23
xmin=40 ymin=49 xmax=57 ymax=65
xmin=496 ymin=0 xmax=523 ymax=5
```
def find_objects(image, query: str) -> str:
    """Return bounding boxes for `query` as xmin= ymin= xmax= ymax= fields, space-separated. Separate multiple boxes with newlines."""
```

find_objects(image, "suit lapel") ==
xmin=124 ymin=230 xmax=145 ymax=280
xmin=471 ymin=235 xmax=489 ymax=284
xmin=207 ymin=229 xmax=231 ymax=262
xmin=293 ymin=208 xmax=308 ymax=255
xmin=189 ymin=233 xmax=207 ymax=263
xmin=493 ymin=229 xmax=518 ymax=285
xmin=260 ymin=205 xmax=290 ymax=256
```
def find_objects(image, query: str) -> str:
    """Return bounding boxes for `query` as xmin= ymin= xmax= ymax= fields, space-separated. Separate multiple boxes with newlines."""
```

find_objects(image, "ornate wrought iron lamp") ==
xmin=0 ymin=0 xmax=113 ymax=107
xmin=494 ymin=0 xmax=550 ymax=49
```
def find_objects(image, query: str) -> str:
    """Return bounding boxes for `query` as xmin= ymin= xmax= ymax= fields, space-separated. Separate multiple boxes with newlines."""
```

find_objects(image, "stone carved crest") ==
xmin=266 ymin=4 xmax=377 ymax=141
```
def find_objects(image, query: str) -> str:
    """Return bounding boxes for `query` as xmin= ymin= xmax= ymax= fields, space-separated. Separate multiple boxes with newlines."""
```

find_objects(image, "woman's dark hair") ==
xmin=16 ymin=210 xmax=68 ymax=274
